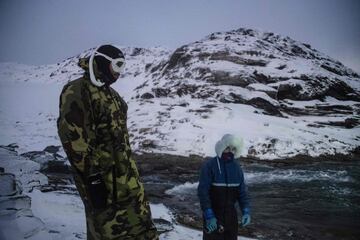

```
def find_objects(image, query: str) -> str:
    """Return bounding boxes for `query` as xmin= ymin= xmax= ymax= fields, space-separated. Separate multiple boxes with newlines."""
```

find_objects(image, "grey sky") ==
xmin=1 ymin=0 xmax=359 ymax=72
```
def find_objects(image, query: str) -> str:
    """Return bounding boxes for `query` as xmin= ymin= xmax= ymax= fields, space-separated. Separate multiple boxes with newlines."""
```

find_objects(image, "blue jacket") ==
xmin=197 ymin=156 xmax=250 ymax=215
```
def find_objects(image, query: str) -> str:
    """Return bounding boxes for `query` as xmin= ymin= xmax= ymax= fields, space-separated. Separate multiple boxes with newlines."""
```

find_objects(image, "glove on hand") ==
xmin=204 ymin=208 xmax=217 ymax=233
xmin=241 ymin=214 xmax=251 ymax=227
xmin=206 ymin=217 xmax=217 ymax=233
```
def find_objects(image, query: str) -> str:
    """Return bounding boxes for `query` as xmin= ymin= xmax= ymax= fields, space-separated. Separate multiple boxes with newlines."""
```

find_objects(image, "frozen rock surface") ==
xmin=0 ymin=172 xmax=52 ymax=240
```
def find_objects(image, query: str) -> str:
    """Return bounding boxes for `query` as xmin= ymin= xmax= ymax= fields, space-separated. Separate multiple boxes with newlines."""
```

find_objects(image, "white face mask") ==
xmin=93 ymin=51 xmax=125 ymax=73
xmin=89 ymin=47 xmax=126 ymax=87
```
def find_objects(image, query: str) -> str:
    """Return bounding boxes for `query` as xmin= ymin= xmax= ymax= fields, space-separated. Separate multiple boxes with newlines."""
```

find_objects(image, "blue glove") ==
xmin=206 ymin=217 xmax=217 ymax=233
xmin=204 ymin=208 xmax=217 ymax=233
xmin=241 ymin=214 xmax=251 ymax=227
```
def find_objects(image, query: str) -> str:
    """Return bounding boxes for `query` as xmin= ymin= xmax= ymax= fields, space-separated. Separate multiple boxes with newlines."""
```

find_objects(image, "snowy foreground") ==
xmin=0 ymin=148 xmax=255 ymax=240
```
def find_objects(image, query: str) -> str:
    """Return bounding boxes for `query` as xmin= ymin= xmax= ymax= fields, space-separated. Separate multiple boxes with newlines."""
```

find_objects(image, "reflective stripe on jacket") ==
xmin=197 ymin=156 xmax=250 ymax=213
xmin=198 ymin=156 xmax=250 ymax=240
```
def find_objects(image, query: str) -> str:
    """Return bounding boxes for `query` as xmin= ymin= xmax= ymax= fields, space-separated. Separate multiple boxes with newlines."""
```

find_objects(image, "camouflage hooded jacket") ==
xmin=57 ymin=57 xmax=157 ymax=239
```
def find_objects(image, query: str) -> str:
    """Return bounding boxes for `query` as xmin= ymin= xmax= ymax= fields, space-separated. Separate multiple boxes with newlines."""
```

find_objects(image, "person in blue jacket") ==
xmin=198 ymin=134 xmax=251 ymax=240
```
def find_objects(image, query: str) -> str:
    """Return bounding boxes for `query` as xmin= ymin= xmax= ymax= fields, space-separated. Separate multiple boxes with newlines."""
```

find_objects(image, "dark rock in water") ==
xmin=143 ymin=182 xmax=174 ymax=203
xmin=153 ymin=218 xmax=174 ymax=234
xmin=135 ymin=153 xmax=202 ymax=181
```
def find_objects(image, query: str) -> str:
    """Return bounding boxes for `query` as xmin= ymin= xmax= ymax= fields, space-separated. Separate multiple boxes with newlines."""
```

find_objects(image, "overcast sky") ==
xmin=1 ymin=0 xmax=359 ymax=72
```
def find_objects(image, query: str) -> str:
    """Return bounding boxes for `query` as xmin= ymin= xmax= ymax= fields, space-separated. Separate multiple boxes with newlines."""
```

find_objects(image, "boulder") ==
xmin=153 ymin=218 xmax=174 ymax=234
xmin=0 ymin=172 xmax=51 ymax=239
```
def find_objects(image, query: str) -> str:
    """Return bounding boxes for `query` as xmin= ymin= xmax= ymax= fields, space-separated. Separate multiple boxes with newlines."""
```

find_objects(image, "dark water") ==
xmin=243 ymin=161 xmax=360 ymax=240
xmin=158 ymin=160 xmax=360 ymax=240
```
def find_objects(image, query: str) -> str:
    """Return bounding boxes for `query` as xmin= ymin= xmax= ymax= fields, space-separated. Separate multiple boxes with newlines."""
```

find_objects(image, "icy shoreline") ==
xmin=0 ymin=146 xmax=256 ymax=240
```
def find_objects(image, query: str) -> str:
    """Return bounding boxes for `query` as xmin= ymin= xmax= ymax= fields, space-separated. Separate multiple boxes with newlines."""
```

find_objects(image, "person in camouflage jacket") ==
xmin=57 ymin=45 xmax=158 ymax=240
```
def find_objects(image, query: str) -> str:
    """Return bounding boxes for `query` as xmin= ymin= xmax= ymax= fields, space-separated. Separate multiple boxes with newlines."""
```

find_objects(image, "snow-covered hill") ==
xmin=0 ymin=28 xmax=359 ymax=159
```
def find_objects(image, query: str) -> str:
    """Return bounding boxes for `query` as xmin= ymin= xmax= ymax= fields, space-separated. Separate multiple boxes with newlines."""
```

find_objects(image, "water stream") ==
xmin=161 ymin=160 xmax=360 ymax=239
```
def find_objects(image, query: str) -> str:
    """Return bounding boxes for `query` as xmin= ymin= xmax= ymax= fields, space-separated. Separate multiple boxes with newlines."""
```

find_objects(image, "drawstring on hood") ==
xmin=216 ymin=152 xmax=235 ymax=175
xmin=216 ymin=157 xmax=222 ymax=175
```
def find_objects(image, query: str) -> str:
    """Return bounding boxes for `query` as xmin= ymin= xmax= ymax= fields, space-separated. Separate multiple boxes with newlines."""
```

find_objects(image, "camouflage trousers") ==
xmin=85 ymin=203 xmax=158 ymax=240
xmin=73 ymin=174 xmax=159 ymax=240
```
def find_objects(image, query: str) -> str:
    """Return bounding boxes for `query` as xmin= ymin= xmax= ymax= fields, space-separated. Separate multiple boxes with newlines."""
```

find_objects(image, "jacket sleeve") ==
xmin=238 ymin=166 xmax=251 ymax=214
xmin=57 ymin=84 xmax=97 ymax=175
xmin=197 ymin=160 xmax=213 ymax=211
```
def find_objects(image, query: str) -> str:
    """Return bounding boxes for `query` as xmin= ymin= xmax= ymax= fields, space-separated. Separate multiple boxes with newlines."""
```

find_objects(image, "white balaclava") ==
xmin=89 ymin=44 xmax=126 ymax=87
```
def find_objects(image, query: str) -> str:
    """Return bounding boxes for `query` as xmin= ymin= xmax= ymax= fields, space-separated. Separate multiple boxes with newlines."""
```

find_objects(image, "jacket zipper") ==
xmin=223 ymin=160 xmax=229 ymax=235
xmin=104 ymin=85 xmax=120 ymax=204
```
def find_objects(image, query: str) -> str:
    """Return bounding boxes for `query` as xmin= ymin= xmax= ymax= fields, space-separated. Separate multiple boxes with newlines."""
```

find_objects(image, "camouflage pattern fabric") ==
xmin=57 ymin=57 xmax=158 ymax=240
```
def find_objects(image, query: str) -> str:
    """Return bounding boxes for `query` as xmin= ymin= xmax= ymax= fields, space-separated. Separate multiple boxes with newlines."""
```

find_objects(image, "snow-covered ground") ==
xmin=28 ymin=188 xmax=206 ymax=240
xmin=0 ymin=147 xmax=255 ymax=240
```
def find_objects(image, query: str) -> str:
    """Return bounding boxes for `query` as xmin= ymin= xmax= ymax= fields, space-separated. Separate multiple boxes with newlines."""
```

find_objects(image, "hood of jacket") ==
xmin=215 ymin=134 xmax=244 ymax=158
xmin=78 ymin=56 xmax=111 ymax=87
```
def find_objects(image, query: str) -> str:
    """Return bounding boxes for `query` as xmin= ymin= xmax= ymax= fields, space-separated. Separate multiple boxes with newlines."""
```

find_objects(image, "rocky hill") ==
xmin=136 ymin=28 xmax=360 ymax=116
xmin=0 ymin=28 xmax=359 ymax=159
xmin=129 ymin=28 xmax=360 ymax=159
